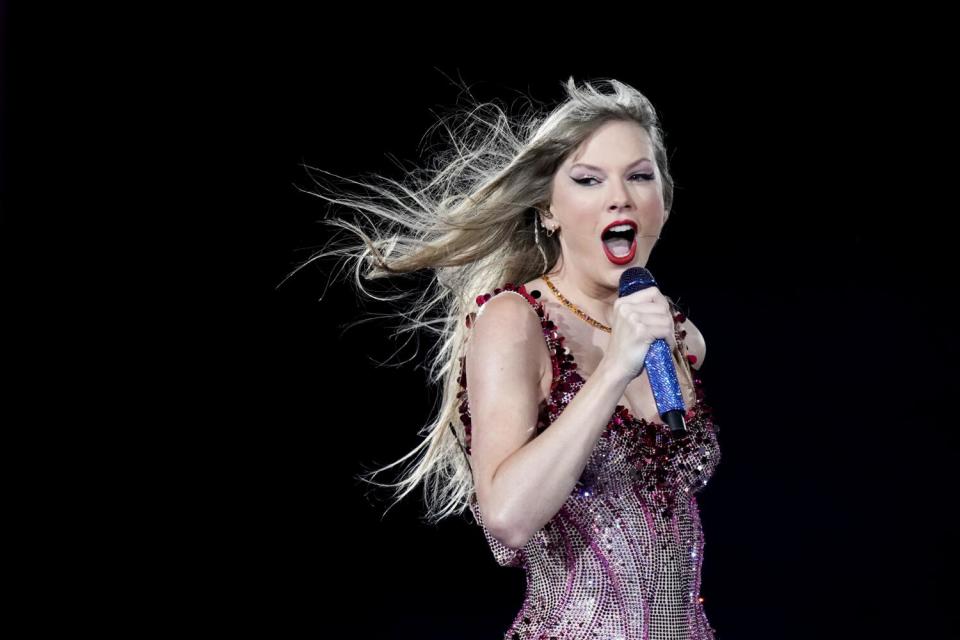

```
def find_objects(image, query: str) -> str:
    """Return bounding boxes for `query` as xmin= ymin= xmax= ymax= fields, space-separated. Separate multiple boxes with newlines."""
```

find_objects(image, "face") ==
xmin=544 ymin=119 xmax=666 ymax=291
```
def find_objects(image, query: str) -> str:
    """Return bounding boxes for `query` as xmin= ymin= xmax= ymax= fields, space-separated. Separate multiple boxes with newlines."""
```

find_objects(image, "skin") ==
xmin=525 ymin=119 xmax=701 ymax=417
xmin=468 ymin=120 xmax=705 ymax=546
xmin=539 ymin=119 xmax=667 ymax=326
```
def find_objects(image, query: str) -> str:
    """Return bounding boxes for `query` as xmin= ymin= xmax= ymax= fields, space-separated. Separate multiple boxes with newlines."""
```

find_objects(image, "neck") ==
xmin=544 ymin=263 xmax=618 ymax=328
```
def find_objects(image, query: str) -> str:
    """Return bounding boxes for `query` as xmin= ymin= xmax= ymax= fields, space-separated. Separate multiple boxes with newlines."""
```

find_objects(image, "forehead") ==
xmin=568 ymin=120 xmax=654 ymax=166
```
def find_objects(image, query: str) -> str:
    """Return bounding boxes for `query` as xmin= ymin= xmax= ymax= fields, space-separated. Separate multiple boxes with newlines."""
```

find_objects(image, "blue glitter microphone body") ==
xmin=618 ymin=267 xmax=688 ymax=435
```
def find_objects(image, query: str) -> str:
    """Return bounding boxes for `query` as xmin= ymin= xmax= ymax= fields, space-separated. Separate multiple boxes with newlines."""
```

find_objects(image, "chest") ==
xmin=537 ymin=303 xmax=696 ymax=426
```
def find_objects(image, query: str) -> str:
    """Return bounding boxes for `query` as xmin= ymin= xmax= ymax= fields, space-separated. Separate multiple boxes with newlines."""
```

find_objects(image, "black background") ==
xmin=6 ymin=8 xmax=956 ymax=638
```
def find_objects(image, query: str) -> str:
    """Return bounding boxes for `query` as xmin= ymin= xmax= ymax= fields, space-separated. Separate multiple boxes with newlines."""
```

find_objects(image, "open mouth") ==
xmin=601 ymin=223 xmax=638 ymax=264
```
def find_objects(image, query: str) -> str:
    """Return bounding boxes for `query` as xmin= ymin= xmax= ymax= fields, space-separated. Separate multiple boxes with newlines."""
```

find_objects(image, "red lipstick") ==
xmin=600 ymin=219 xmax=638 ymax=265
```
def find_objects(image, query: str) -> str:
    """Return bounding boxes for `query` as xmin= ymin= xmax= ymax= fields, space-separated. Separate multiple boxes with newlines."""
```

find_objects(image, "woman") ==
xmin=292 ymin=76 xmax=721 ymax=639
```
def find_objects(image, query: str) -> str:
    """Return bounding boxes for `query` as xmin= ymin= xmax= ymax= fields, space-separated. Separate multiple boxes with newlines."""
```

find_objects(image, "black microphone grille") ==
xmin=618 ymin=267 xmax=656 ymax=298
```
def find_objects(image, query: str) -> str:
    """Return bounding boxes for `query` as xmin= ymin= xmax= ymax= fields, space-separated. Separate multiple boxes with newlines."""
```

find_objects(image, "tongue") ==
xmin=604 ymin=237 xmax=632 ymax=257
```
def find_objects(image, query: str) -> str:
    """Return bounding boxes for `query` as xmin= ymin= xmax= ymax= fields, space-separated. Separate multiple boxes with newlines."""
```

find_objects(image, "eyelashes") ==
xmin=572 ymin=173 xmax=655 ymax=186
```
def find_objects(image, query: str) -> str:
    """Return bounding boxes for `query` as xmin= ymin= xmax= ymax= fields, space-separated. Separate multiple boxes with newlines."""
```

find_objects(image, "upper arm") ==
xmin=465 ymin=293 xmax=548 ymax=532
xmin=681 ymin=316 xmax=706 ymax=370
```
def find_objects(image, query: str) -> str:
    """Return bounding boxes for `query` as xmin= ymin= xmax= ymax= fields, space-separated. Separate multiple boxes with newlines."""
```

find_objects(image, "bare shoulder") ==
xmin=680 ymin=315 xmax=706 ymax=370
xmin=465 ymin=290 xmax=551 ymax=532
xmin=472 ymin=290 xmax=540 ymax=339
xmin=468 ymin=291 xmax=549 ymax=384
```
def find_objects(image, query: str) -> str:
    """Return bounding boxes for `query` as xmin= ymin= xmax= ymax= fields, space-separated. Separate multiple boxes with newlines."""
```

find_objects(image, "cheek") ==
xmin=638 ymin=184 xmax=665 ymax=207
xmin=567 ymin=213 xmax=602 ymax=247
xmin=642 ymin=209 xmax=666 ymax=228
xmin=553 ymin=188 xmax=598 ymax=237
xmin=639 ymin=196 xmax=666 ymax=225
xmin=554 ymin=181 xmax=593 ymax=210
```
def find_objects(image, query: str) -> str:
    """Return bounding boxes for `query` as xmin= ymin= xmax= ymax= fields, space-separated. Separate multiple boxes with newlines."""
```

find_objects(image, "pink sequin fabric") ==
xmin=456 ymin=282 xmax=721 ymax=640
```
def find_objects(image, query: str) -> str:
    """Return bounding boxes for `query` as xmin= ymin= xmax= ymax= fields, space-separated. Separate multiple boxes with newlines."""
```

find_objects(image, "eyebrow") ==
xmin=571 ymin=158 xmax=652 ymax=172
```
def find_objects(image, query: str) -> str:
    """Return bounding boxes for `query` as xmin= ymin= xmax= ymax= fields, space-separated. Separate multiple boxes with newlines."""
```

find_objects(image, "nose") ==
xmin=607 ymin=179 xmax=634 ymax=212
xmin=607 ymin=196 xmax=634 ymax=213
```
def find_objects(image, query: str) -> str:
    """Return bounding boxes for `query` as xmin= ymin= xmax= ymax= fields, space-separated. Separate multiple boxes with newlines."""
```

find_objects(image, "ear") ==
xmin=540 ymin=208 xmax=559 ymax=234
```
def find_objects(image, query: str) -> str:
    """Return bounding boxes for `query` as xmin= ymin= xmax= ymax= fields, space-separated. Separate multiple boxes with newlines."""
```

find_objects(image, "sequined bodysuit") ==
xmin=456 ymin=282 xmax=721 ymax=640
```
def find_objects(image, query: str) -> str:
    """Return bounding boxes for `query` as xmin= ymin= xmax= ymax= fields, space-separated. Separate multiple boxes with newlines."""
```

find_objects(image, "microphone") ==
xmin=618 ymin=267 xmax=688 ymax=436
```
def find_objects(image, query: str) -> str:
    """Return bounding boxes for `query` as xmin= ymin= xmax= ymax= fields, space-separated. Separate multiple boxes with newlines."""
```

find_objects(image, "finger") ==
xmin=620 ymin=288 xmax=668 ymax=305
xmin=618 ymin=301 xmax=671 ymax=314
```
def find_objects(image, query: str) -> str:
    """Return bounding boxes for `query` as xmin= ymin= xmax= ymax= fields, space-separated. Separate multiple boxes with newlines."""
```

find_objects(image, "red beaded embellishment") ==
xmin=458 ymin=282 xmax=722 ymax=638
xmin=456 ymin=282 xmax=717 ymax=467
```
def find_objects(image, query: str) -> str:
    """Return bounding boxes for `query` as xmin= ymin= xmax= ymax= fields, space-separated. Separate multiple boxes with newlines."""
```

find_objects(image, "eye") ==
xmin=572 ymin=176 xmax=600 ymax=186
xmin=572 ymin=172 xmax=655 ymax=186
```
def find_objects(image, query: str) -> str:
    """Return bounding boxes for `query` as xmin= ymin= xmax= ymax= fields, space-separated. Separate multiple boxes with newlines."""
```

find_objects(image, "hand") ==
xmin=602 ymin=286 xmax=676 ymax=381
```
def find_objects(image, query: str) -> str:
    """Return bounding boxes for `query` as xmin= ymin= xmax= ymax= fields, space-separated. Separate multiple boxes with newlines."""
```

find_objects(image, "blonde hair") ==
xmin=282 ymin=76 xmax=676 ymax=524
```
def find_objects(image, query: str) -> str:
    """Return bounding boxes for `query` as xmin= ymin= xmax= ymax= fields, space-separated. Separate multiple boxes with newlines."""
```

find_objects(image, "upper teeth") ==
xmin=607 ymin=224 xmax=633 ymax=233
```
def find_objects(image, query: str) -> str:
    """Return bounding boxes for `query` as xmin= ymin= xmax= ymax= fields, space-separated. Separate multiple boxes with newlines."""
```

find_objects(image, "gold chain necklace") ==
xmin=540 ymin=275 xmax=694 ymax=398
xmin=541 ymin=274 xmax=612 ymax=333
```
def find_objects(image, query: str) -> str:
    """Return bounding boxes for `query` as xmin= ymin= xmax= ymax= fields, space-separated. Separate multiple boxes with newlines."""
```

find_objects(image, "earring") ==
xmin=540 ymin=207 xmax=557 ymax=237
xmin=533 ymin=209 xmax=550 ymax=273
